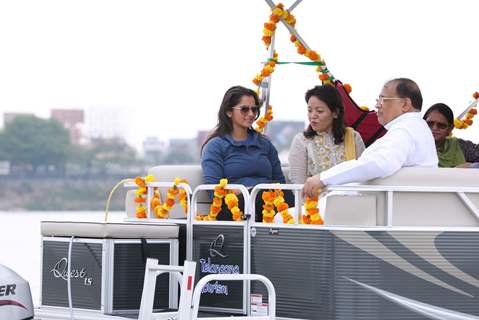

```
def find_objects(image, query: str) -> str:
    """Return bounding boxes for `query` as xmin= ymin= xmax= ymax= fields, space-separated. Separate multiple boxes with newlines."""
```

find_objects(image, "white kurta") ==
xmin=320 ymin=112 xmax=438 ymax=185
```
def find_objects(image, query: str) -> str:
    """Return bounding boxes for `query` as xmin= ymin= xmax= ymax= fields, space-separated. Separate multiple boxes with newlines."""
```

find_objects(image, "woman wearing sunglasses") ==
xmin=288 ymin=85 xmax=365 ymax=184
xmin=201 ymin=85 xmax=289 ymax=221
xmin=423 ymin=103 xmax=479 ymax=168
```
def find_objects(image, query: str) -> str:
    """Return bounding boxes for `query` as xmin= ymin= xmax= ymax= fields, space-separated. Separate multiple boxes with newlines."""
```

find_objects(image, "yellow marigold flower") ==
xmin=273 ymin=196 xmax=284 ymax=207
xmin=145 ymin=175 xmax=155 ymax=183
xmin=263 ymin=29 xmax=273 ymax=36
xmin=272 ymin=8 xmax=283 ymax=16
xmin=219 ymin=178 xmax=228 ymax=187
xmin=135 ymin=187 xmax=146 ymax=196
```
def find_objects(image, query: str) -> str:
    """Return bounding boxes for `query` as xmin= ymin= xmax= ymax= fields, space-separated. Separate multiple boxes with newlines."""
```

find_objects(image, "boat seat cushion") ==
xmin=41 ymin=221 xmax=179 ymax=239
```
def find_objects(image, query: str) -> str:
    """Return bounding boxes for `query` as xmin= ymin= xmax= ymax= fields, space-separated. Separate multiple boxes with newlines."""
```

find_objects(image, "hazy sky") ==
xmin=1 ymin=0 xmax=478 ymax=151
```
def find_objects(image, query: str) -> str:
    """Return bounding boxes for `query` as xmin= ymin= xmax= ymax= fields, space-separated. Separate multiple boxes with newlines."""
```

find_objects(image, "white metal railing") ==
xmin=326 ymin=184 xmax=479 ymax=226
xmin=190 ymin=274 xmax=276 ymax=320
xmin=138 ymin=259 xmax=197 ymax=320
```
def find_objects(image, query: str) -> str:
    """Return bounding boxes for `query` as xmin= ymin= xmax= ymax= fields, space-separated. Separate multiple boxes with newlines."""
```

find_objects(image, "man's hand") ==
xmin=302 ymin=175 xmax=325 ymax=198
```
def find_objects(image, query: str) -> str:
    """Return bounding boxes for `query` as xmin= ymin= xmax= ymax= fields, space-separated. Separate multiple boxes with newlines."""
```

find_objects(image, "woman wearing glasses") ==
xmin=288 ymin=85 xmax=365 ymax=184
xmin=201 ymin=85 xmax=288 ymax=221
xmin=423 ymin=103 xmax=479 ymax=168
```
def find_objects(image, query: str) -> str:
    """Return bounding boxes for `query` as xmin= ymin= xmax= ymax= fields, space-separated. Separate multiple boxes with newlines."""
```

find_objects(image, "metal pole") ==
xmin=263 ymin=33 xmax=276 ymax=109
xmin=288 ymin=0 xmax=303 ymax=12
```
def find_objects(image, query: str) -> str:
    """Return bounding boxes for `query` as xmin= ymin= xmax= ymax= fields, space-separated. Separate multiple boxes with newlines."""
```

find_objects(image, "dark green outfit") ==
xmin=437 ymin=137 xmax=466 ymax=167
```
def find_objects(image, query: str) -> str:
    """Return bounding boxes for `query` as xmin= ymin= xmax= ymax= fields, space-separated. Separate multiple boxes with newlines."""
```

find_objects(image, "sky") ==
xmin=0 ymin=0 xmax=478 ymax=151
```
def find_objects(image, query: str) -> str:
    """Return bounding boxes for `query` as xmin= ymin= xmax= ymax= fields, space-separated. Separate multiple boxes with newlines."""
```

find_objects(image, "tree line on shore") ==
xmin=0 ymin=115 xmax=195 ymax=178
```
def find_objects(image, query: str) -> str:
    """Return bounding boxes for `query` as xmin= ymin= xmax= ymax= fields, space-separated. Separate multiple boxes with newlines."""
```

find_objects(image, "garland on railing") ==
xmin=153 ymin=177 xmax=189 ymax=219
xmin=261 ymin=189 xmax=295 ymax=224
xmin=454 ymin=91 xmax=479 ymax=129
xmin=273 ymin=189 xmax=295 ymax=224
xmin=134 ymin=176 xmax=188 ymax=219
xmin=261 ymin=190 xmax=276 ymax=223
xmin=196 ymin=178 xmax=243 ymax=221
xmin=134 ymin=175 xmax=155 ymax=218
xmin=301 ymin=196 xmax=324 ymax=225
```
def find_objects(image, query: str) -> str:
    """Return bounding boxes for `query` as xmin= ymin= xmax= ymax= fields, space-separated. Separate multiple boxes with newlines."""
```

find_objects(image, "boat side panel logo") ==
xmin=209 ymin=234 xmax=228 ymax=258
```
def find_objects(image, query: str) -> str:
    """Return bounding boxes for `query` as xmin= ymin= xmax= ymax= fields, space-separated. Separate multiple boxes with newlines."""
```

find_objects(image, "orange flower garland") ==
xmin=261 ymin=191 xmax=276 ymax=223
xmin=153 ymin=177 xmax=189 ymax=219
xmin=454 ymin=91 xmax=479 ymax=129
xmin=255 ymin=105 xmax=274 ymax=133
xmin=301 ymin=196 xmax=324 ymax=225
xmin=134 ymin=176 xmax=189 ymax=219
xmin=134 ymin=175 xmax=155 ymax=218
xmin=261 ymin=3 xmax=295 ymax=48
xmin=196 ymin=179 xmax=243 ymax=221
xmin=225 ymin=193 xmax=243 ymax=221
xmin=273 ymin=189 xmax=295 ymax=224
xmin=261 ymin=189 xmax=295 ymax=224
xmin=252 ymin=52 xmax=278 ymax=86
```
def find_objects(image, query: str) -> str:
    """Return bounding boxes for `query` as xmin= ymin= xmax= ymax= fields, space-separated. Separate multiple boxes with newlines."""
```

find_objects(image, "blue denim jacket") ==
xmin=201 ymin=130 xmax=285 ymax=188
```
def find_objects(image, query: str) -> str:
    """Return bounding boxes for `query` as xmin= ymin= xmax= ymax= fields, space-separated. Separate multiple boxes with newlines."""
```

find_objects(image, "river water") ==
xmin=0 ymin=211 xmax=125 ymax=306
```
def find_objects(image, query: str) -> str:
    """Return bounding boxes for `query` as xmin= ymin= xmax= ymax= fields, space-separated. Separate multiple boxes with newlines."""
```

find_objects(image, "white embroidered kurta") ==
xmin=320 ymin=112 xmax=438 ymax=186
xmin=288 ymin=130 xmax=365 ymax=184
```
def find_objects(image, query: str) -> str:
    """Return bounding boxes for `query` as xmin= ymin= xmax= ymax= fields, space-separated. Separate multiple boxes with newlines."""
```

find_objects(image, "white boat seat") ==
xmin=41 ymin=221 xmax=179 ymax=238
xmin=324 ymin=167 xmax=479 ymax=227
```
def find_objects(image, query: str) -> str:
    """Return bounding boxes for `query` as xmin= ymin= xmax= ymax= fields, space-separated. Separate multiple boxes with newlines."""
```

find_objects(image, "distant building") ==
xmin=3 ymin=112 xmax=35 ymax=126
xmin=50 ymin=109 xmax=84 ymax=144
xmin=164 ymin=138 xmax=199 ymax=164
xmin=142 ymin=136 xmax=166 ymax=164
xmin=84 ymin=106 xmax=127 ymax=141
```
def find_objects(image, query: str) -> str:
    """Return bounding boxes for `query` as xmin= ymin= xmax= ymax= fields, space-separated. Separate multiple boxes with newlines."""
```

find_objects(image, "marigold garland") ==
xmin=255 ymin=105 xmax=274 ymax=133
xmin=196 ymin=178 xmax=243 ymax=221
xmin=261 ymin=189 xmax=295 ymax=224
xmin=261 ymin=190 xmax=276 ymax=223
xmin=261 ymin=3 xmax=295 ymax=48
xmin=301 ymin=196 xmax=324 ymax=225
xmin=134 ymin=175 xmax=155 ymax=218
xmin=252 ymin=52 xmax=278 ymax=87
xmin=253 ymin=2 xmax=360 ymax=134
xmin=273 ymin=189 xmax=295 ymax=224
xmin=134 ymin=175 xmax=189 ymax=219
xmin=454 ymin=91 xmax=479 ymax=129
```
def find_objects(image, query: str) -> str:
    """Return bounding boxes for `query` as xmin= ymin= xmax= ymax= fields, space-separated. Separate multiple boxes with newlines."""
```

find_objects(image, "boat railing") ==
xmin=190 ymin=273 xmax=276 ymax=320
xmin=326 ymin=184 xmax=479 ymax=226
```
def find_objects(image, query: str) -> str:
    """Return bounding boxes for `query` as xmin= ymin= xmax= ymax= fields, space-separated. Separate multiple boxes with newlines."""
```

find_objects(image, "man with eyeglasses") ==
xmin=303 ymin=78 xmax=438 ymax=198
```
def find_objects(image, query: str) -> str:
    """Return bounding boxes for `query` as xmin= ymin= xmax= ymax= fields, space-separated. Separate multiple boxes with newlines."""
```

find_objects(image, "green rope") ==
xmin=267 ymin=60 xmax=322 ymax=66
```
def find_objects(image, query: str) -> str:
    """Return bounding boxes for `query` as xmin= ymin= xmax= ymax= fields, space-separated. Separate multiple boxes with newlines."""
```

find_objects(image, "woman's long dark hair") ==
xmin=202 ymin=86 xmax=260 ymax=150
xmin=303 ymin=85 xmax=345 ymax=144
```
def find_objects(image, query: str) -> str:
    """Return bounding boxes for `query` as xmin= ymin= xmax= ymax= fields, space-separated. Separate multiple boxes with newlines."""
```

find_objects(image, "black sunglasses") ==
xmin=232 ymin=105 xmax=260 ymax=119
xmin=426 ymin=120 xmax=449 ymax=130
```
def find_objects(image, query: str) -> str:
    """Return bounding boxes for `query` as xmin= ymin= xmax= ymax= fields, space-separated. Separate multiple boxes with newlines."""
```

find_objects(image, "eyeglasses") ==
xmin=426 ymin=120 xmax=449 ymax=130
xmin=376 ymin=97 xmax=404 ymax=105
xmin=232 ymin=105 xmax=260 ymax=116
